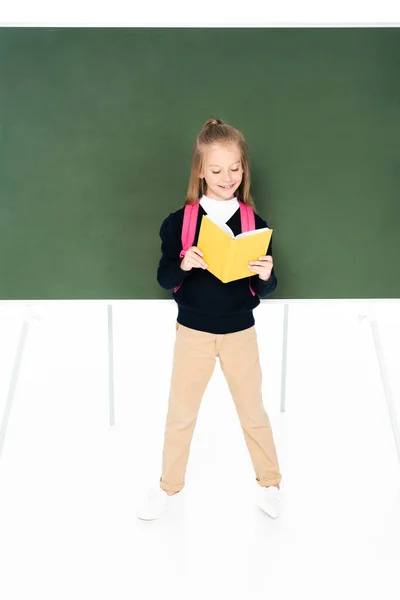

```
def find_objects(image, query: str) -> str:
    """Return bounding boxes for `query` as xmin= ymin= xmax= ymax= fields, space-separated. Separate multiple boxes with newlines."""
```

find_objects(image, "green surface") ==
xmin=0 ymin=27 xmax=399 ymax=299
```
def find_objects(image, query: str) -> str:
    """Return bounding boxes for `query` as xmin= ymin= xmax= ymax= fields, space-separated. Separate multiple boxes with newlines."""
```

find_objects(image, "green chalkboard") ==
xmin=0 ymin=27 xmax=399 ymax=299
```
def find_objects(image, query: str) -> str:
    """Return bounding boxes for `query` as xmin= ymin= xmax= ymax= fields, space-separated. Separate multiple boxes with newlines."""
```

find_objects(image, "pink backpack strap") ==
xmin=239 ymin=201 xmax=255 ymax=233
xmin=179 ymin=200 xmax=200 ymax=258
xmin=239 ymin=202 xmax=257 ymax=296
xmin=174 ymin=200 xmax=200 ymax=293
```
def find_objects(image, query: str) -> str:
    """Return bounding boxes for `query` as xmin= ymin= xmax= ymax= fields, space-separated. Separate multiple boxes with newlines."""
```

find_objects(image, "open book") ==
xmin=197 ymin=215 xmax=273 ymax=283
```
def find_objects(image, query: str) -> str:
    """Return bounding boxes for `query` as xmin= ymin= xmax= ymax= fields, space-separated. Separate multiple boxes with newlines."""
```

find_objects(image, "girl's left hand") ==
xmin=248 ymin=256 xmax=273 ymax=281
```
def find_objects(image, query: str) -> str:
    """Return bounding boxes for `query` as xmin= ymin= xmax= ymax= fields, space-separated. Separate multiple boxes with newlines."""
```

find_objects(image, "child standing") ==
xmin=137 ymin=118 xmax=282 ymax=520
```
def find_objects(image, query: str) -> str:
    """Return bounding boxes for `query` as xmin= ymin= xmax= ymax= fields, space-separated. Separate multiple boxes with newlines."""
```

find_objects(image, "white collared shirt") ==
xmin=199 ymin=195 xmax=239 ymax=227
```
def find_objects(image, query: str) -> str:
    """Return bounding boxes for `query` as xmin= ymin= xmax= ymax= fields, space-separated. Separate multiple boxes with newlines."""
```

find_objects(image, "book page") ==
xmin=235 ymin=227 xmax=270 ymax=239
xmin=203 ymin=216 xmax=234 ymax=238
xmin=218 ymin=223 xmax=235 ymax=237
xmin=202 ymin=216 xmax=267 ymax=239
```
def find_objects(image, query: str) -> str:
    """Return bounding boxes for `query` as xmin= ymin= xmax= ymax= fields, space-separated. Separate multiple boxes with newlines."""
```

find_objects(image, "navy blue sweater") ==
xmin=157 ymin=204 xmax=277 ymax=334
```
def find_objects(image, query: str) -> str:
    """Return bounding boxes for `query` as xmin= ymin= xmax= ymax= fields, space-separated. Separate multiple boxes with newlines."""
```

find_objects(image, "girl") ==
xmin=137 ymin=118 xmax=282 ymax=520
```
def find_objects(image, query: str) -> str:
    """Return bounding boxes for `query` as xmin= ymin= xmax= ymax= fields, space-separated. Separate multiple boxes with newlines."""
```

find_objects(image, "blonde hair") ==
xmin=185 ymin=118 xmax=256 ymax=210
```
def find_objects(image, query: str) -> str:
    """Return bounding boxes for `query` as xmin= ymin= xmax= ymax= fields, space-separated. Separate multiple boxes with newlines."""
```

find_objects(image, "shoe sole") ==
xmin=137 ymin=506 xmax=168 ymax=521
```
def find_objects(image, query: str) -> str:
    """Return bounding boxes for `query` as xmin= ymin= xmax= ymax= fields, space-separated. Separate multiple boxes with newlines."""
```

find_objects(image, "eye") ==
xmin=231 ymin=168 xmax=239 ymax=172
xmin=212 ymin=171 xmax=221 ymax=175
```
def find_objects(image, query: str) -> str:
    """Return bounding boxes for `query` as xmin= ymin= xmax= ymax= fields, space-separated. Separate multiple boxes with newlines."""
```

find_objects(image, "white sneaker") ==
xmin=136 ymin=487 xmax=183 ymax=521
xmin=256 ymin=485 xmax=281 ymax=519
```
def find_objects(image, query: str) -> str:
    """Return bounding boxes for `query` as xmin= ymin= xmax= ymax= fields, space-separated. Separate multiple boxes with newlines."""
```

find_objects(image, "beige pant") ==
xmin=160 ymin=323 xmax=281 ymax=492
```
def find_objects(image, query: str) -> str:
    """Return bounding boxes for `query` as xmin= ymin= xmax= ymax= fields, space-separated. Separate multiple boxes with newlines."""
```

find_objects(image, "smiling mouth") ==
xmin=219 ymin=183 xmax=236 ymax=189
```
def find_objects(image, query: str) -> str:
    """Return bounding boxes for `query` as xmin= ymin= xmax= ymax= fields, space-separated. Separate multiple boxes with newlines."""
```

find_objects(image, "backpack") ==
xmin=174 ymin=199 xmax=256 ymax=295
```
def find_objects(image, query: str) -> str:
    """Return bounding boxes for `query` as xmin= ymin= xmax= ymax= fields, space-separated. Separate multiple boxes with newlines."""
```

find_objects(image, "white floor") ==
xmin=0 ymin=299 xmax=400 ymax=600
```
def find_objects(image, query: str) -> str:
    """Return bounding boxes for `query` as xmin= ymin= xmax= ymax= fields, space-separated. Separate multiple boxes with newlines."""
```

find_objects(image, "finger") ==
xmin=248 ymin=266 xmax=262 ymax=273
xmin=249 ymin=257 xmax=272 ymax=264
xmin=248 ymin=266 xmax=270 ymax=274
xmin=187 ymin=254 xmax=208 ymax=269
xmin=249 ymin=261 xmax=272 ymax=268
xmin=190 ymin=246 xmax=204 ymax=257
xmin=188 ymin=249 xmax=207 ymax=266
xmin=187 ymin=256 xmax=208 ymax=269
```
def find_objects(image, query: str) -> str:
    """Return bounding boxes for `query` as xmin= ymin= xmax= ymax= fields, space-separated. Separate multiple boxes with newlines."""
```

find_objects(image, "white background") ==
xmin=1 ymin=2 xmax=400 ymax=598
xmin=1 ymin=0 xmax=400 ymax=26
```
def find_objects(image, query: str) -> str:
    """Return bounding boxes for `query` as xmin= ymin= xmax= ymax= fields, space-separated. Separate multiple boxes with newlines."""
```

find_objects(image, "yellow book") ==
xmin=197 ymin=215 xmax=273 ymax=283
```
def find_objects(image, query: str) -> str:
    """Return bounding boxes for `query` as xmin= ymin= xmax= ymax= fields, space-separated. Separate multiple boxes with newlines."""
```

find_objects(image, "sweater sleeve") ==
xmin=249 ymin=213 xmax=278 ymax=298
xmin=157 ymin=212 xmax=190 ymax=291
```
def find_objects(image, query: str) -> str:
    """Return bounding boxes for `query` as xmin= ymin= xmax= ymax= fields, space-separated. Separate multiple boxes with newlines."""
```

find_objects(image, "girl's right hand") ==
xmin=180 ymin=247 xmax=208 ymax=271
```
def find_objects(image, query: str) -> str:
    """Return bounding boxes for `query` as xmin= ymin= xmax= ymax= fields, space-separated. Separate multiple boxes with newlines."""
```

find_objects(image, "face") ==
xmin=199 ymin=143 xmax=243 ymax=201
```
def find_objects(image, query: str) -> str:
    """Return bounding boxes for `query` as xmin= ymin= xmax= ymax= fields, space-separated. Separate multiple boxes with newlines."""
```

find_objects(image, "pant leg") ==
xmin=218 ymin=326 xmax=282 ymax=488
xmin=160 ymin=324 xmax=216 ymax=492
